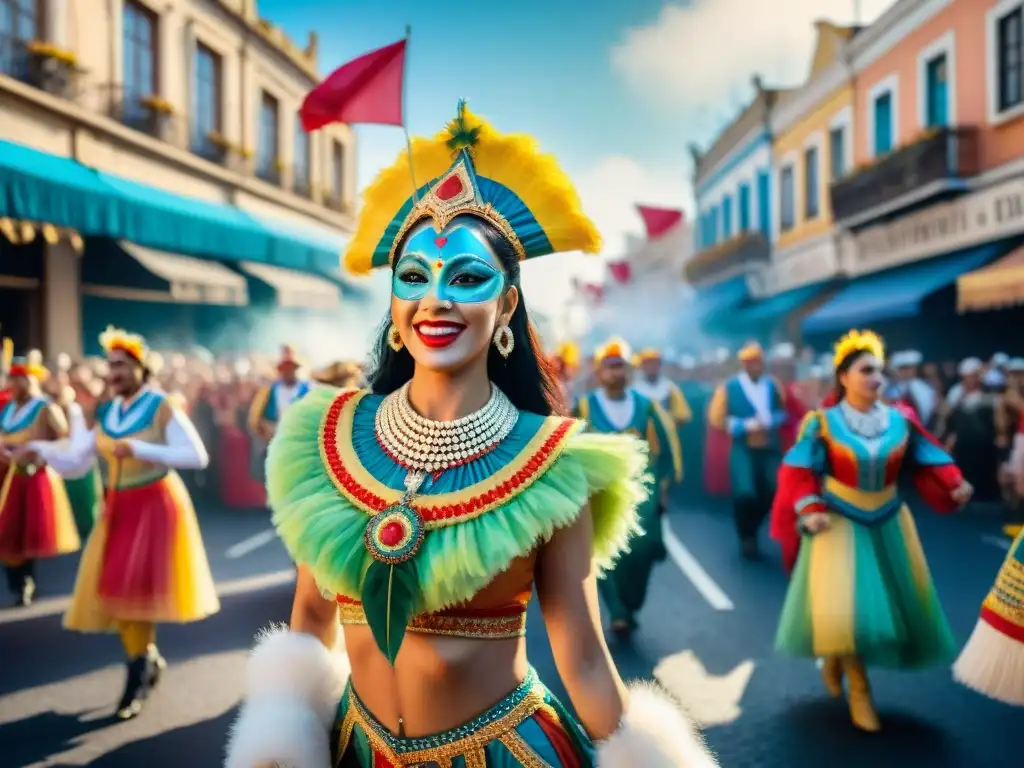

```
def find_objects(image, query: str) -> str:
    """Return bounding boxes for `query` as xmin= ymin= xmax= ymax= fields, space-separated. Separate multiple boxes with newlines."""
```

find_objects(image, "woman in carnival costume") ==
xmin=577 ymin=338 xmax=682 ymax=639
xmin=770 ymin=330 xmax=972 ymax=732
xmin=225 ymin=102 xmax=716 ymax=768
xmin=953 ymin=526 xmax=1024 ymax=706
xmin=0 ymin=353 xmax=79 ymax=607
xmin=16 ymin=328 xmax=218 ymax=720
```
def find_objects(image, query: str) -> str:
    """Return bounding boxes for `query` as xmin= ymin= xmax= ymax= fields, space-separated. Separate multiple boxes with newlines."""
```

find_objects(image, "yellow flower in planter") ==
xmin=142 ymin=94 xmax=175 ymax=114
xmin=26 ymin=40 xmax=78 ymax=67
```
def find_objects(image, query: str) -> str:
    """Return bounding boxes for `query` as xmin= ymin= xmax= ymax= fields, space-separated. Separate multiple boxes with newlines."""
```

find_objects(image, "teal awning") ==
xmin=803 ymin=245 xmax=1003 ymax=334
xmin=0 ymin=138 xmax=348 ymax=272
xmin=693 ymin=275 xmax=751 ymax=329
xmin=726 ymin=282 xmax=831 ymax=328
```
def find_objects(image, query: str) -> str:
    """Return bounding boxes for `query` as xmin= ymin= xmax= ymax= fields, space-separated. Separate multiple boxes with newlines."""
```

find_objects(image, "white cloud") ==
xmin=612 ymin=0 xmax=894 ymax=111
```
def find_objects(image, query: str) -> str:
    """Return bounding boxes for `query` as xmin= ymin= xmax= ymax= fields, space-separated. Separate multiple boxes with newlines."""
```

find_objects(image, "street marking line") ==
xmin=981 ymin=535 xmax=1011 ymax=552
xmin=226 ymin=528 xmax=278 ymax=559
xmin=662 ymin=518 xmax=734 ymax=611
xmin=0 ymin=569 xmax=296 ymax=625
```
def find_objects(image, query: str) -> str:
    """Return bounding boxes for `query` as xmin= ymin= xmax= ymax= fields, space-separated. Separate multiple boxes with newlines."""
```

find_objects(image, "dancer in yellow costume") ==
xmin=226 ymin=101 xmax=716 ymax=767
xmin=17 ymin=328 xmax=218 ymax=720
xmin=631 ymin=348 xmax=692 ymax=426
xmin=0 ymin=353 xmax=79 ymax=607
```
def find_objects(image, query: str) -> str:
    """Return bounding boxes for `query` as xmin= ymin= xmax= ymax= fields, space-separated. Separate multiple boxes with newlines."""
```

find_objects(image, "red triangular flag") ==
xmin=636 ymin=205 xmax=683 ymax=240
xmin=301 ymin=39 xmax=407 ymax=132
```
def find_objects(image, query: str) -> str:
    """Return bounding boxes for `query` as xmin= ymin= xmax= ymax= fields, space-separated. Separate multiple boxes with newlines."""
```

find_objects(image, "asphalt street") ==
xmin=0 ymin=498 xmax=1018 ymax=767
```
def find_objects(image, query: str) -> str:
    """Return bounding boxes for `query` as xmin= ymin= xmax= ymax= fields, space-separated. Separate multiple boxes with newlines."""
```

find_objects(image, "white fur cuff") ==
xmin=225 ymin=697 xmax=332 ymax=768
xmin=597 ymin=682 xmax=719 ymax=768
xmin=244 ymin=624 xmax=351 ymax=729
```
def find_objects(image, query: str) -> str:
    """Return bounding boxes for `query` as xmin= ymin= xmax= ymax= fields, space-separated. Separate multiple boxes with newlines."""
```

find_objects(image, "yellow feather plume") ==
xmin=833 ymin=329 xmax=885 ymax=368
xmin=99 ymin=325 xmax=148 ymax=364
xmin=345 ymin=105 xmax=601 ymax=275
xmin=594 ymin=337 xmax=632 ymax=366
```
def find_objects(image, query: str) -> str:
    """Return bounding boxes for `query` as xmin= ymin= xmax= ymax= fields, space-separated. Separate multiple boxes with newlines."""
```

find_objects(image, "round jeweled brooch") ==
xmin=364 ymin=504 xmax=425 ymax=565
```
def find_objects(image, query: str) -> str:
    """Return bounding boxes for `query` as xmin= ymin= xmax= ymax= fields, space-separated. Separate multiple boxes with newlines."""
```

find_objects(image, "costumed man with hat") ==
xmin=16 ymin=327 xmax=217 ymax=719
xmin=550 ymin=340 xmax=581 ymax=411
xmin=708 ymin=341 xmax=788 ymax=559
xmin=631 ymin=348 xmax=693 ymax=426
xmin=0 ymin=351 xmax=80 ymax=606
xmin=246 ymin=345 xmax=312 ymax=484
xmin=576 ymin=337 xmax=682 ymax=638
xmin=890 ymin=350 xmax=937 ymax=428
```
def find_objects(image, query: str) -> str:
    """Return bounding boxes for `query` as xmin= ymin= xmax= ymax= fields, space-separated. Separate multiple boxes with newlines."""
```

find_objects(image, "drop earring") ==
xmin=388 ymin=324 xmax=404 ymax=351
xmin=492 ymin=324 xmax=514 ymax=358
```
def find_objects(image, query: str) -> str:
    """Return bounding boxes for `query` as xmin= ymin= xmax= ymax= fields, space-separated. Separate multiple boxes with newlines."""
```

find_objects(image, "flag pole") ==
xmin=402 ymin=25 xmax=419 ymax=204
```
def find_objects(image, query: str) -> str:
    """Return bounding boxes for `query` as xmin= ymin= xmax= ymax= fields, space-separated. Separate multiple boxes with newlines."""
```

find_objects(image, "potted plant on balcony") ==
xmin=25 ymin=40 xmax=81 ymax=98
xmin=139 ymin=94 xmax=176 ymax=141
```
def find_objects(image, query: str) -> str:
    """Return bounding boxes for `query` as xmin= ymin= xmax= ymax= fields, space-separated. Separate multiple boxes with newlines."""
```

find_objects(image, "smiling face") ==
xmin=391 ymin=218 xmax=518 ymax=373
xmin=839 ymin=352 xmax=885 ymax=403
xmin=107 ymin=349 xmax=145 ymax=397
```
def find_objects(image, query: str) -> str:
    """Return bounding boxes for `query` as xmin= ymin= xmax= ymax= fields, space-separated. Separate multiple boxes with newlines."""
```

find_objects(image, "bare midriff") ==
xmin=344 ymin=551 xmax=536 ymax=738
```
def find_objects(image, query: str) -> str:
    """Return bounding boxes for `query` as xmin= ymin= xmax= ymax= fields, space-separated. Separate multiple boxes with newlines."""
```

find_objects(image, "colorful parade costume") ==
xmin=32 ymin=328 xmax=217 ymax=719
xmin=58 ymin=400 xmax=103 ymax=541
xmin=771 ymin=330 xmax=964 ymax=732
xmin=227 ymin=101 xmax=716 ymax=768
xmin=953 ymin=525 xmax=1024 ymax=705
xmin=0 ymin=356 xmax=80 ymax=606
xmin=708 ymin=343 xmax=788 ymax=556
xmin=631 ymin=348 xmax=693 ymax=425
xmin=247 ymin=345 xmax=313 ymax=484
xmin=577 ymin=338 xmax=682 ymax=633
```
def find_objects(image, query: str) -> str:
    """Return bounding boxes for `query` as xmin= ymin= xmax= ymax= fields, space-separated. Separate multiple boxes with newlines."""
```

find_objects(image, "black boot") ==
xmin=146 ymin=645 xmax=167 ymax=690
xmin=115 ymin=655 xmax=152 ymax=720
xmin=6 ymin=564 xmax=35 ymax=607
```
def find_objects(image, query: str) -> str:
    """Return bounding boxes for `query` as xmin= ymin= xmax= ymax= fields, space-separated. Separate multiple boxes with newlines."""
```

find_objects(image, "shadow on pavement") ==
xmin=0 ymin=582 xmax=292 ymax=697
xmin=47 ymin=708 xmax=238 ymax=768
xmin=0 ymin=710 xmax=110 ymax=767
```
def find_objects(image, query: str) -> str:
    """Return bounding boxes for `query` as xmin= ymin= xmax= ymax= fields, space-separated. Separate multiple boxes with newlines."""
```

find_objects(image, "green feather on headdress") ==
xmin=445 ymin=99 xmax=481 ymax=152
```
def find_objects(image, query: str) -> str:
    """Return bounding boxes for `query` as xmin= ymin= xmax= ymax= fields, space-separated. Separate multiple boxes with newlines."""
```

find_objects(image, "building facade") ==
xmin=798 ymin=0 xmax=1024 ymax=354
xmin=0 ymin=0 xmax=357 ymax=358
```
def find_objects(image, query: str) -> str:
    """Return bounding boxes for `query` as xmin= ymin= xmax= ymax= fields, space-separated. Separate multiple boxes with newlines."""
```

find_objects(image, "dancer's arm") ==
xmin=290 ymin=564 xmax=339 ymax=649
xmin=536 ymin=505 xmax=627 ymax=740
xmin=25 ymin=406 xmax=97 ymax=476
xmin=127 ymin=406 xmax=209 ymax=470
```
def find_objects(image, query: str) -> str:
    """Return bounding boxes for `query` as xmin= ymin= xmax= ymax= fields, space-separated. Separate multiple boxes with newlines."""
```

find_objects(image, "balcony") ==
xmin=683 ymin=231 xmax=769 ymax=284
xmin=191 ymin=133 xmax=250 ymax=175
xmin=1 ymin=39 xmax=82 ymax=99
xmin=829 ymin=126 xmax=980 ymax=227
xmin=292 ymin=171 xmax=312 ymax=198
xmin=91 ymin=85 xmax=186 ymax=148
xmin=256 ymin=162 xmax=282 ymax=187
xmin=323 ymin=192 xmax=348 ymax=214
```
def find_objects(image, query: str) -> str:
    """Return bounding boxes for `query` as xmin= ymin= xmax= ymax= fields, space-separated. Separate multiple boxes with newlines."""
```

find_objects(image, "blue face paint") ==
xmin=392 ymin=223 xmax=505 ymax=305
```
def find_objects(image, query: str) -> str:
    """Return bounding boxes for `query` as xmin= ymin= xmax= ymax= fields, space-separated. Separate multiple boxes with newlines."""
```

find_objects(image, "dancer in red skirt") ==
xmin=16 ymin=327 xmax=218 ymax=719
xmin=0 ymin=354 xmax=80 ymax=606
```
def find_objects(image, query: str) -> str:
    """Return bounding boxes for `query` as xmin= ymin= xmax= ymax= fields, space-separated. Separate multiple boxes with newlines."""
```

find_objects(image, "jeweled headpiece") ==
xmin=594 ymin=337 xmax=631 ymax=366
xmin=833 ymin=329 xmax=885 ymax=368
xmin=345 ymin=100 xmax=602 ymax=274
xmin=99 ymin=326 xmax=148 ymax=365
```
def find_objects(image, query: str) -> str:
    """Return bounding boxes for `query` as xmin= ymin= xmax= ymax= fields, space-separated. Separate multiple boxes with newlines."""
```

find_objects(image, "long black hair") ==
xmin=367 ymin=215 xmax=567 ymax=416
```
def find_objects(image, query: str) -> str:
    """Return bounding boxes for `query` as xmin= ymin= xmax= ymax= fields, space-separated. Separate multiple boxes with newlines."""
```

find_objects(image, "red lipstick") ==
xmin=413 ymin=320 xmax=466 ymax=349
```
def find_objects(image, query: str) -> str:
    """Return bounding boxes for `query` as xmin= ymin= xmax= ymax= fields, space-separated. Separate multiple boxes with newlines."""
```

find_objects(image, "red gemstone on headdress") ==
xmin=379 ymin=521 xmax=405 ymax=547
xmin=434 ymin=236 xmax=448 ymax=248
xmin=435 ymin=174 xmax=463 ymax=201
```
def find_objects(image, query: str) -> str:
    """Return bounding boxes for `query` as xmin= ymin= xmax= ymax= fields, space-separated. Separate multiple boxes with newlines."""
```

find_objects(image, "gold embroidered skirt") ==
xmin=333 ymin=668 xmax=595 ymax=767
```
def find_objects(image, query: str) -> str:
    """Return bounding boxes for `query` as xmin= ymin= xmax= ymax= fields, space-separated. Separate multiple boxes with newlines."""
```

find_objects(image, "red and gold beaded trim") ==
xmin=318 ymin=389 xmax=583 ymax=528
xmin=981 ymin=553 xmax=1024 ymax=640
xmin=336 ymin=596 xmax=527 ymax=639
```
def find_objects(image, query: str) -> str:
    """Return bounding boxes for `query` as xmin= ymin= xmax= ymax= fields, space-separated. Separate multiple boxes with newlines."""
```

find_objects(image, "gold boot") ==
xmin=842 ymin=655 xmax=880 ymax=732
xmin=820 ymin=657 xmax=843 ymax=698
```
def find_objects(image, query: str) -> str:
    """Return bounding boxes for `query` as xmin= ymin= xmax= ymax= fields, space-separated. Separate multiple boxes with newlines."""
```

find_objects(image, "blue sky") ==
xmin=260 ymin=0 xmax=891 ymax=326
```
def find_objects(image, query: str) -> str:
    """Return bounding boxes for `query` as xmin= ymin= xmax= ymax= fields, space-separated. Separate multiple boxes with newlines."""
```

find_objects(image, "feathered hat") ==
xmin=553 ymin=341 xmax=581 ymax=369
xmin=632 ymin=348 xmax=661 ymax=365
xmin=8 ymin=350 xmax=49 ymax=381
xmin=344 ymin=100 xmax=602 ymax=274
xmin=99 ymin=326 xmax=149 ymax=366
xmin=833 ymin=329 xmax=885 ymax=368
xmin=737 ymin=341 xmax=764 ymax=362
xmin=593 ymin=337 xmax=632 ymax=366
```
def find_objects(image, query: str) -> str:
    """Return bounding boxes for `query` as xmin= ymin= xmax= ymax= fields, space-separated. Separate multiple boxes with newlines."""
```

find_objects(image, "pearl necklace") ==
xmin=375 ymin=381 xmax=518 ymax=475
xmin=839 ymin=400 xmax=890 ymax=439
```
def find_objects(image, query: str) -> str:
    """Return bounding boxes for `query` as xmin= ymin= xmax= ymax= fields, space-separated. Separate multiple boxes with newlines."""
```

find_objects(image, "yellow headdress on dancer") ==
xmin=555 ymin=341 xmax=580 ymax=369
xmin=8 ymin=350 xmax=49 ymax=381
xmin=344 ymin=100 xmax=602 ymax=274
xmin=833 ymin=329 xmax=885 ymax=368
xmin=99 ymin=326 xmax=149 ymax=366
xmin=737 ymin=342 xmax=764 ymax=362
xmin=594 ymin=337 xmax=631 ymax=366
xmin=632 ymin=348 xmax=661 ymax=365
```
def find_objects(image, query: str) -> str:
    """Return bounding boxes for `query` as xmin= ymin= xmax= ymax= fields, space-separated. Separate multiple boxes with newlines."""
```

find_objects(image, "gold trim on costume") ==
xmin=319 ymin=389 xmax=583 ymax=526
xmin=337 ymin=599 xmax=528 ymax=639
xmin=823 ymin=476 xmax=897 ymax=511
xmin=498 ymin=731 xmax=550 ymax=767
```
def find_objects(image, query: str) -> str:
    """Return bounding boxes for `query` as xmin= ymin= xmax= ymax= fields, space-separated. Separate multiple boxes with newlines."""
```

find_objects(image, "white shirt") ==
xmin=631 ymin=376 xmax=672 ymax=406
xmin=594 ymin=389 xmax=637 ymax=431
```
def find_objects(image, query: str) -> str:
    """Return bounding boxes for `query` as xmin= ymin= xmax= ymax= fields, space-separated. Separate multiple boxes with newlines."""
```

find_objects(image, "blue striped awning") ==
xmin=802 ymin=245 xmax=1003 ymax=334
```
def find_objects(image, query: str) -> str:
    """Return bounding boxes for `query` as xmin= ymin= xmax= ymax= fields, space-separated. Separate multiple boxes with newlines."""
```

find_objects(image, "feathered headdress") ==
xmin=99 ymin=326 xmax=148 ymax=365
xmin=345 ymin=100 xmax=602 ymax=274
xmin=554 ymin=341 xmax=580 ymax=369
xmin=833 ymin=329 xmax=885 ymax=368
xmin=593 ymin=337 xmax=632 ymax=366
xmin=632 ymin=348 xmax=661 ymax=365
xmin=737 ymin=342 xmax=764 ymax=362
xmin=8 ymin=351 xmax=49 ymax=381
